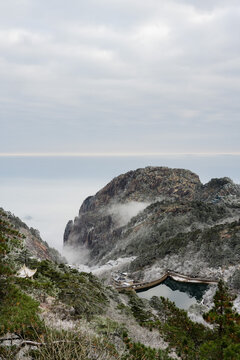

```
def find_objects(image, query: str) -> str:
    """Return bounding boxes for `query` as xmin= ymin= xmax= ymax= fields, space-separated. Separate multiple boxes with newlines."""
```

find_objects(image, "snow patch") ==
xmin=68 ymin=256 xmax=136 ymax=277
xmin=234 ymin=295 xmax=240 ymax=313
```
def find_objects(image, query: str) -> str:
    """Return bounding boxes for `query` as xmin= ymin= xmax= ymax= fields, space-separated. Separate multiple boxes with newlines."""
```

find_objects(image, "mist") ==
xmin=62 ymin=244 xmax=90 ymax=265
xmin=108 ymin=201 xmax=150 ymax=227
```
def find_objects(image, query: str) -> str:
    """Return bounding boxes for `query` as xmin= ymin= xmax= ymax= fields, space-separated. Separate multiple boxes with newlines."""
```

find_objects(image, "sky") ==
xmin=1 ymin=0 xmax=240 ymax=155
xmin=1 ymin=1 xmax=240 ymax=253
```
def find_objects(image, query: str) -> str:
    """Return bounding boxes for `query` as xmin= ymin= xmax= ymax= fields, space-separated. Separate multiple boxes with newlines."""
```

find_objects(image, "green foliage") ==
xmin=0 ymin=344 xmax=22 ymax=360
xmin=0 ymin=211 xmax=43 ymax=339
xmin=223 ymin=343 xmax=240 ymax=360
xmin=117 ymin=302 xmax=132 ymax=316
xmin=200 ymin=280 xmax=240 ymax=359
xmin=122 ymin=334 xmax=171 ymax=360
xmin=32 ymin=260 xmax=109 ymax=319
xmin=0 ymin=283 xmax=43 ymax=339
xmin=127 ymin=291 xmax=155 ymax=325
xmin=203 ymin=280 xmax=239 ymax=335
xmin=3 ymin=206 xmax=240 ymax=360
xmin=156 ymin=287 xmax=240 ymax=360
xmin=158 ymin=297 xmax=211 ymax=359
xmin=0 ymin=210 xmax=23 ymax=277
xmin=94 ymin=316 xmax=127 ymax=338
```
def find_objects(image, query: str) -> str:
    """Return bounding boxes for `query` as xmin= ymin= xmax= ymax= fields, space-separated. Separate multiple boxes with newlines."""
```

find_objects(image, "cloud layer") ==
xmin=1 ymin=0 xmax=240 ymax=153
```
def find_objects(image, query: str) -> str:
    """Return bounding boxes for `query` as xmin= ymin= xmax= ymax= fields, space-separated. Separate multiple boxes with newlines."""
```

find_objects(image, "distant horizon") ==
xmin=1 ymin=152 xmax=240 ymax=157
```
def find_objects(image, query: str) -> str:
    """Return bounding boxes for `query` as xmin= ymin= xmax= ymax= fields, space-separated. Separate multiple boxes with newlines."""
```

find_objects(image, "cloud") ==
xmin=23 ymin=215 xmax=33 ymax=221
xmin=0 ymin=0 xmax=240 ymax=153
xmin=63 ymin=244 xmax=90 ymax=265
xmin=108 ymin=201 xmax=150 ymax=227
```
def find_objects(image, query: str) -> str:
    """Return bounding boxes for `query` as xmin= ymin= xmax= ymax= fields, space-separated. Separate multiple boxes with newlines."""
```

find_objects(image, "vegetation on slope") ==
xmin=1 ymin=208 xmax=66 ymax=263
xmin=0 ymin=210 xmax=171 ymax=359
xmin=0 ymin=209 xmax=44 ymax=340
xmin=1 ymin=208 xmax=240 ymax=359
xmin=130 ymin=219 xmax=240 ymax=276
xmin=98 ymin=199 xmax=237 ymax=265
xmin=123 ymin=282 xmax=240 ymax=360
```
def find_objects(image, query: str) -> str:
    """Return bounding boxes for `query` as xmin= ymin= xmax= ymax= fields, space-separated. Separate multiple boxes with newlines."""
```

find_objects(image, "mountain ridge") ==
xmin=64 ymin=166 xmax=240 ymax=290
xmin=0 ymin=208 xmax=65 ymax=263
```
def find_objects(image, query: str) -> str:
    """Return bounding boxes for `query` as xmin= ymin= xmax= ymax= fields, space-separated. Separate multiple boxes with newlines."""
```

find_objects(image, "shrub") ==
xmin=0 ymin=283 xmax=43 ymax=339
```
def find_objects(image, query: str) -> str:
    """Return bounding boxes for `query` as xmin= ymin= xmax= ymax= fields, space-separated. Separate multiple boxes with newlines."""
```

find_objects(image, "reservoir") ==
xmin=137 ymin=277 xmax=209 ymax=310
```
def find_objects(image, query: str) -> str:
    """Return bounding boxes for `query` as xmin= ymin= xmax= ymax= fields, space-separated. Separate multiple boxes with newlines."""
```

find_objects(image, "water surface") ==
xmin=137 ymin=277 xmax=209 ymax=310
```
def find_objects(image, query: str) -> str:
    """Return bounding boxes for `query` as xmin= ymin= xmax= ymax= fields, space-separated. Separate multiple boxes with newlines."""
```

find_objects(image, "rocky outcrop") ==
xmin=64 ymin=167 xmax=240 ymax=278
xmin=64 ymin=167 xmax=201 ymax=249
xmin=78 ymin=167 xmax=201 ymax=210
xmin=1 ymin=208 xmax=65 ymax=263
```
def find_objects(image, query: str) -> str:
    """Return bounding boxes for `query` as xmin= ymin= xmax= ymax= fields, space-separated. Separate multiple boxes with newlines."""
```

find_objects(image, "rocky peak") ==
xmin=63 ymin=166 xmax=240 ymax=266
xmin=79 ymin=167 xmax=201 ymax=213
xmin=64 ymin=167 xmax=201 ymax=251
xmin=200 ymin=177 xmax=240 ymax=202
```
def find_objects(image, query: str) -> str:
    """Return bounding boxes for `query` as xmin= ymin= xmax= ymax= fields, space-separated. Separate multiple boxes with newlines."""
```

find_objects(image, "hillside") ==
xmin=0 ymin=208 xmax=65 ymax=264
xmin=0 ymin=208 xmax=179 ymax=359
xmin=1 ymin=204 xmax=240 ymax=358
xmin=1 ymin=207 xmax=240 ymax=359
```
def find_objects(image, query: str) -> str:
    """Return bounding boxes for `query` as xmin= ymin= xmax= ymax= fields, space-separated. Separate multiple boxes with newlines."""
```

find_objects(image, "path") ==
xmin=115 ymin=271 xmax=218 ymax=292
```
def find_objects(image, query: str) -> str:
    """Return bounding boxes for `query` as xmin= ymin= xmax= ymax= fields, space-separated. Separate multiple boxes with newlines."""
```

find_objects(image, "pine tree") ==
xmin=200 ymin=280 xmax=240 ymax=359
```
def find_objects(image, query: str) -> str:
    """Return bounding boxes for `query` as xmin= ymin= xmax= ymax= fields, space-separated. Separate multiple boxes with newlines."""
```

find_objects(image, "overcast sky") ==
xmin=1 ymin=0 xmax=240 ymax=155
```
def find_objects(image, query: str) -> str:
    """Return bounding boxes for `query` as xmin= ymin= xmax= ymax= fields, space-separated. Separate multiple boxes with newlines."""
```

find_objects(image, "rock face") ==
xmin=64 ymin=167 xmax=201 ymax=250
xmin=1 ymin=208 xmax=65 ymax=263
xmin=64 ymin=166 xmax=240 ymax=284
xmin=79 ymin=166 xmax=201 ymax=208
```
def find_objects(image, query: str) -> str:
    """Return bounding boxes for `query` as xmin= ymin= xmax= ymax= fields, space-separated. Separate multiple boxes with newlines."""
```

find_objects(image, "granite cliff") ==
xmin=64 ymin=167 xmax=240 ymax=289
